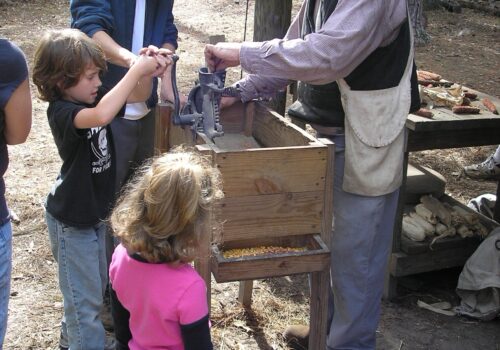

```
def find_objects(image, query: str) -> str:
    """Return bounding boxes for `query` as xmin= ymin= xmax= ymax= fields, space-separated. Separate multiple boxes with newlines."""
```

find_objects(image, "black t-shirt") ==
xmin=46 ymin=99 xmax=115 ymax=227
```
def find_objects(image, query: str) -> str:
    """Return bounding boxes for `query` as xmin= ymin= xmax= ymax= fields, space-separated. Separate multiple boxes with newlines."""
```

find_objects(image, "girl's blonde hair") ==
xmin=32 ymin=28 xmax=106 ymax=102
xmin=110 ymin=147 xmax=223 ymax=264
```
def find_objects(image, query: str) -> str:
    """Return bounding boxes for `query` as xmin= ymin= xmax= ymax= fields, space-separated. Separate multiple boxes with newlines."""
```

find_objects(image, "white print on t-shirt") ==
xmin=88 ymin=127 xmax=111 ymax=174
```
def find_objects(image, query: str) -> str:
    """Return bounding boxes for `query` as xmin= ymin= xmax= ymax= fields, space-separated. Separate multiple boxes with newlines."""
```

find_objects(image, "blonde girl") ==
xmin=109 ymin=148 xmax=222 ymax=350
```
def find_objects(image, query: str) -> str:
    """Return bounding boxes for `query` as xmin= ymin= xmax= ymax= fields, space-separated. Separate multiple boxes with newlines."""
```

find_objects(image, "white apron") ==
xmin=337 ymin=23 xmax=414 ymax=196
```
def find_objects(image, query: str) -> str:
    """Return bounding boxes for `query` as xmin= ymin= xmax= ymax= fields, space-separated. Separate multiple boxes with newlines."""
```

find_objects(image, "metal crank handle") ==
xmin=170 ymin=54 xmax=187 ymax=126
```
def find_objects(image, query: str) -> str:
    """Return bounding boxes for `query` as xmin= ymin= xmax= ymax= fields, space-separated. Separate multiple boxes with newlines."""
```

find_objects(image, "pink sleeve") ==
xmin=177 ymin=279 xmax=209 ymax=325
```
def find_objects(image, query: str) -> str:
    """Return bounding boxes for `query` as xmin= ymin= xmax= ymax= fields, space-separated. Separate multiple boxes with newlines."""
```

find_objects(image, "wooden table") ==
xmin=385 ymin=88 xmax=500 ymax=299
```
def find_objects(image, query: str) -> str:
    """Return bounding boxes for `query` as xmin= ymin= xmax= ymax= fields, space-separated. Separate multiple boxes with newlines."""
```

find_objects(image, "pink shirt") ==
xmin=109 ymin=244 xmax=209 ymax=350
xmin=238 ymin=0 xmax=407 ymax=101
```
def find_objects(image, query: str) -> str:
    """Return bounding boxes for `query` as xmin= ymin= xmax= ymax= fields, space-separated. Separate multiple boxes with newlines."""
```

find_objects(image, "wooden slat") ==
xmin=217 ymin=100 xmax=247 ymax=134
xmin=309 ymin=270 xmax=329 ymax=350
xmin=218 ymin=191 xmax=324 ymax=241
xmin=407 ymin=127 xmax=500 ymax=151
xmin=154 ymin=104 xmax=172 ymax=155
xmin=389 ymin=246 xmax=478 ymax=277
xmin=317 ymin=138 xmax=335 ymax=248
xmin=212 ymin=250 xmax=330 ymax=282
xmin=214 ymin=146 xmax=327 ymax=197
xmin=252 ymin=103 xmax=319 ymax=147
xmin=238 ymin=281 xmax=254 ymax=307
xmin=400 ymin=235 xmax=481 ymax=255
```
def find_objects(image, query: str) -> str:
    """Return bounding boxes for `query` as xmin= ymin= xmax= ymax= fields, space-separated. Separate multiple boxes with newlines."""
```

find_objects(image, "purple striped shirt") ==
xmin=238 ymin=0 xmax=408 ymax=102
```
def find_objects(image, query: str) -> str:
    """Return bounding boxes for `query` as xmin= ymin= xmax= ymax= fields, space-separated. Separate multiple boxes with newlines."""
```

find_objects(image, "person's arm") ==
xmin=181 ymin=314 xmax=213 ymax=350
xmin=73 ymin=54 xmax=159 ymax=129
xmin=92 ymin=31 xmax=137 ymax=69
xmin=3 ymin=78 xmax=32 ymax=145
xmin=70 ymin=0 xmax=135 ymax=68
xmin=206 ymin=0 xmax=405 ymax=101
xmin=127 ymin=47 xmax=171 ymax=103
xmin=110 ymin=284 xmax=132 ymax=350
xmin=178 ymin=279 xmax=213 ymax=350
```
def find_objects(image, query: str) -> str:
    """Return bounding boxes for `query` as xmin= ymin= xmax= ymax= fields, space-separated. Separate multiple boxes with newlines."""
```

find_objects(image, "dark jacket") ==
xmin=70 ymin=0 xmax=178 ymax=112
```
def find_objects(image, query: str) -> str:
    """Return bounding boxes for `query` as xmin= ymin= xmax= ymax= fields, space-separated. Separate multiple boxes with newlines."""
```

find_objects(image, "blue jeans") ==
xmin=46 ymin=211 xmax=108 ymax=350
xmin=0 ymin=220 xmax=12 ymax=347
xmin=325 ymin=134 xmax=399 ymax=350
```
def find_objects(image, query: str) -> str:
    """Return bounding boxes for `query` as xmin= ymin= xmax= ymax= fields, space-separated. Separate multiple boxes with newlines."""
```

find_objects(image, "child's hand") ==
xmin=133 ymin=54 xmax=162 ymax=77
xmin=138 ymin=46 xmax=173 ymax=77
xmin=153 ymin=53 xmax=172 ymax=77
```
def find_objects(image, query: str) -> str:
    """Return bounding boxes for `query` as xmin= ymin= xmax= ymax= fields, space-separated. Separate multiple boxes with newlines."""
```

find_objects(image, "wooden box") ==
xmin=400 ymin=194 xmax=499 ymax=255
xmin=155 ymin=101 xmax=334 ymax=281
xmin=211 ymin=234 xmax=330 ymax=282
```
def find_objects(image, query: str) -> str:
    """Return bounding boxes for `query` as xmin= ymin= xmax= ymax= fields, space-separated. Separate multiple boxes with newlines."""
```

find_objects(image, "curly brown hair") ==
xmin=32 ymin=28 xmax=106 ymax=102
xmin=110 ymin=147 xmax=224 ymax=264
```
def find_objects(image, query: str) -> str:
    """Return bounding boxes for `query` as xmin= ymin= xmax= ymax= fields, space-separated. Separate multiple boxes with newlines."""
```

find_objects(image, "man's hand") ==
xmin=204 ymin=42 xmax=242 ymax=72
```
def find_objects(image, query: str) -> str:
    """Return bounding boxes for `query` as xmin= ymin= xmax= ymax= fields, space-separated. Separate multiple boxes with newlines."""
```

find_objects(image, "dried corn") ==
xmin=402 ymin=215 xmax=426 ymax=242
xmin=415 ymin=203 xmax=438 ymax=225
xmin=222 ymin=246 xmax=307 ymax=259
xmin=420 ymin=195 xmax=452 ymax=226
xmin=409 ymin=211 xmax=436 ymax=236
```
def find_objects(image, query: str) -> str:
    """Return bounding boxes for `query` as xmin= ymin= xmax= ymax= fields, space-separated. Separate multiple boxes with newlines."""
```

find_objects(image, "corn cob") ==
xmin=409 ymin=211 xmax=436 ymax=236
xmin=402 ymin=215 xmax=426 ymax=241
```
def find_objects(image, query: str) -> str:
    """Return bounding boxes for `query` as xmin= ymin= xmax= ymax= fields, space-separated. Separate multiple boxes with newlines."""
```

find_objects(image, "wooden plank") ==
xmin=406 ymin=127 xmax=500 ymax=151
xmin=154 ymin=104 xmax=172 ymax=155
xmin=309 ymin=270 xmax=329 ymax=350
xmin=218 ymin=100 xmax=247 ymax=134
xmin=215 ymin=234 xmax=323 ymax=250
xmin=194 ymin=198 xmax=214 ymax=308
xmin=400 ymin=235 xmax=481 ymax=255
xmin=214 ymin=146 xmax=327 ymax=197
xmin=252 ymin=103 xmax=318 ymax=147
xmin=211 ymin=241 xmax=330 ymax=283
xmin=389 ymin=246 xmax=477 ymax=277
xmin=243 ymin=102 xmax=255 ymax=137
xmin=169 ymin=123 xmax=197 ymax=148
xmin=218 ymin=191 xmax=324 ymax=241
xmin=238 ymin=280 xmax=253 ymax=307
xmin=317 ymin=138 xmax=335 ymax=248
xmin=406 ymin=90 xmax=500 ymax=132
xmin=212 ymin=253 xmax=329 ymax=282
xmin=213 ymin=134 xmax=260 ymax=151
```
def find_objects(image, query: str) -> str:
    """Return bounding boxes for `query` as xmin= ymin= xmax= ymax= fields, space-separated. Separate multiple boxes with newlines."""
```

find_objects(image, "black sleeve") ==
xmin=110 ymin=284 xmax=131 ymax=350
xmin=180 ymin=314 xmax=213 ymax=350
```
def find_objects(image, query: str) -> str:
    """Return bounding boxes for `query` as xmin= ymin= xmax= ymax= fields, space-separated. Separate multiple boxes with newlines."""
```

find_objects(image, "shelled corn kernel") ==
xmin=222 ymin=246 xmax=307 ymax=259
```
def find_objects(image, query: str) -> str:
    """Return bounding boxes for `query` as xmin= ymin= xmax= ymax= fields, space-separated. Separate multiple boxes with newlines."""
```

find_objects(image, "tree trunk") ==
xmin=408 ymin=0 xmax=431 ymax=46
xmin=253 ymin=0 xmax=292 ymax=115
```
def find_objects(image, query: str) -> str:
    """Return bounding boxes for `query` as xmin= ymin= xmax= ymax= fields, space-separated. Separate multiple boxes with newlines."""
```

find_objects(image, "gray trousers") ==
xmin=106 ymin=110 xmax=156 ymax=265
xmin=326 ymin=133 xmax=399 ymax=349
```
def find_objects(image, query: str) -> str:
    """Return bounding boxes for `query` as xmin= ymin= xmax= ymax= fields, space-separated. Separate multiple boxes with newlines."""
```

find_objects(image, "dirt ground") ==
xmin=1 ymin=0 xmax=499 ymax=349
